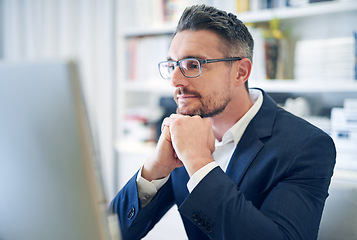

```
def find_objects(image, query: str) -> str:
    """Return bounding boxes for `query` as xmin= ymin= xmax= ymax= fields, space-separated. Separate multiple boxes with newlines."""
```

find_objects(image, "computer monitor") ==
xmin=0 ymin=60 xmax=120 ymax=240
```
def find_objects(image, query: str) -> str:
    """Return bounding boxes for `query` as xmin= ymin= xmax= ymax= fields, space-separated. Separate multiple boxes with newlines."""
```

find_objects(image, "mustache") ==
xmin=174 ymin=87 xmax=202 ymax=99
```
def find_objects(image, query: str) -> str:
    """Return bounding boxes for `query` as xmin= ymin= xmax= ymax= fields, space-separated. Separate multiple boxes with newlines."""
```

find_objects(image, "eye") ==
xmin=186 ymin=60 xmax=200 ymax=70
xmin=167 ymin=62 xmax=176 ymax=71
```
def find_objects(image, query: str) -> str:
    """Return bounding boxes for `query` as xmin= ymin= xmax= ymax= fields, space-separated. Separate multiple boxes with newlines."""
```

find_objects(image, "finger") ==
xmin=202 ymin=117 xmax=212 ymax=125
xmin=168 ymin=113 xmax=186 ymax=121
xmin=161 ymin=114 xmax=184 ymax=129
xmin=162 ymin=114 xmax=187 ymax=131
xmin=161 ymin=117 xmax=172 ymax=131
xmin=169 ymin=113 xmax=183 ymax=118
xmin=162 ymin=125 xmax=171 ymax=142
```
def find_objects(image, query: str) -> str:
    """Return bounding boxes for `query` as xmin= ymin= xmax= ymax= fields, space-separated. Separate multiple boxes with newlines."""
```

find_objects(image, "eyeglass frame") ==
xmin=158 ymin=57 xmax=243 ymax=79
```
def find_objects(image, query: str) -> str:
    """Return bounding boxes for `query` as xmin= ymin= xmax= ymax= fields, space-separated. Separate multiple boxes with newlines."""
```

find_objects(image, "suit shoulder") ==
xmin=275 ymin=106 xmax=330 ymax=137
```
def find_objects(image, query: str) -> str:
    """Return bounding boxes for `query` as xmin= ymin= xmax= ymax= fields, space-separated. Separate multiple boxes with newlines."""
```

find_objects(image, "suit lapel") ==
xmin=226 ymin=89 xmax=277 ymax=186
xmin=225 ymin=127 xmax=263 ymax=185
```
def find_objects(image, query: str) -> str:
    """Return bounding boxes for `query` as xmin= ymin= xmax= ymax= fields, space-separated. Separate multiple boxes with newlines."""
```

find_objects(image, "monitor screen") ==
xmin=0 ymin=60 xmax=120 ymax=240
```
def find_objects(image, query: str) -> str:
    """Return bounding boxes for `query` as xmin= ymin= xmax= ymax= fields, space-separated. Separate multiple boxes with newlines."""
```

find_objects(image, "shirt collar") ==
xmin=216 ymin=89 xmax=263 ymax=146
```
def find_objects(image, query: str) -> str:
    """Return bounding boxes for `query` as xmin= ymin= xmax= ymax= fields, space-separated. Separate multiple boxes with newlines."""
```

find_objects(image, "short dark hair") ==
xmin=174 ymin=5 xmax=254 ymax=90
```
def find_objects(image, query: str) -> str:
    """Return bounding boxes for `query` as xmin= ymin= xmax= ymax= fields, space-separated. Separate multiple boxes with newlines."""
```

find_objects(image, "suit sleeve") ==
xmin=178 ymin=133 xmax=336 ymax=240
xmin=110 ymin=171 xmax=175 ymax=240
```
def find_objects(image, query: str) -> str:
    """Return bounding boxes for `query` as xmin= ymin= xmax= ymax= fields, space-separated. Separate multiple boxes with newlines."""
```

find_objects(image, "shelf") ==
xmin=238 ymin=0 xmax=357 ymax=23
xmin=250 ymin=80 xmax=357 ymax=93
xmin=121 ymin=24 xmax=176 ymax=37
xmin=124 ymin=79 xmax=357 ymax=94
xmin=121 ymin=1 xmax=357 ymax=37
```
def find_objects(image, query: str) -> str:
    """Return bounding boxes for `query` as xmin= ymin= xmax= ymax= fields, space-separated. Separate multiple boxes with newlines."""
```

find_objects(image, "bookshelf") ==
xmin=237 ymin=0 xmax=357 ymax=22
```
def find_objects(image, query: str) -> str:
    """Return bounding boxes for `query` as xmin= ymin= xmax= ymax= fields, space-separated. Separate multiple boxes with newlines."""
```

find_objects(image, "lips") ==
xmin=177 ymin=94 xmax=197 ymax=100
xmin=174 ymin=88 xmax=201 ymax=103
xmin=175 ymin=93 xmax=199 ymax=105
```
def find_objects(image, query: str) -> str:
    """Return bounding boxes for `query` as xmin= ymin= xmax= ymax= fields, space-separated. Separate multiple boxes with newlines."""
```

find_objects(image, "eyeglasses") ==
xmin=158 ymin=57 xmax=242 ymax=80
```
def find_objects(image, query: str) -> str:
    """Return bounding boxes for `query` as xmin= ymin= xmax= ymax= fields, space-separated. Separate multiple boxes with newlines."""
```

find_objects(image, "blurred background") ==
xmin=1 ymin=0 xmax=356 ymax=239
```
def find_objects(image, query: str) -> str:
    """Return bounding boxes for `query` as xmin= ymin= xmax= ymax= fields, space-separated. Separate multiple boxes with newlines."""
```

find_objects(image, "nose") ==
xmin=171 ymin=65 xmax=189 ymax=88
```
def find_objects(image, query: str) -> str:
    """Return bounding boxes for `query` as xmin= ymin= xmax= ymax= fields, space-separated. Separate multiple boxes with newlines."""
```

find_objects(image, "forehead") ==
xmin=168 ymin=30 xmax=224 ymax=60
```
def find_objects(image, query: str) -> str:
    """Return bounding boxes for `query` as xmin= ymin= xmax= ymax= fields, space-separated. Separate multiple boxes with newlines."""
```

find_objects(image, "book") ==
xmin=126 ymin=35 xmax=172 ymax=82
xmin=294 ymin=36 xmax=355 ymax=82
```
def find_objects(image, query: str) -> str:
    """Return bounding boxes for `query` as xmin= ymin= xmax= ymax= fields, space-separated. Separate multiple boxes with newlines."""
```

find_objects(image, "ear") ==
xmin=234 ymin=58 xmax=252 ymax=86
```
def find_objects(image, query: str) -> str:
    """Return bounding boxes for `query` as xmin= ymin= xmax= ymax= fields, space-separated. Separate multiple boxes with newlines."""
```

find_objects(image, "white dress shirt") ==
xmin=137 ymin=89 xmax=263 ymax=207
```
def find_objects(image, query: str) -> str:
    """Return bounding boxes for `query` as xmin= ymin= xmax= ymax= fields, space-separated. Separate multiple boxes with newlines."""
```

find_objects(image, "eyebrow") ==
xmin=167 ymin=55 xmax=206 ymax=61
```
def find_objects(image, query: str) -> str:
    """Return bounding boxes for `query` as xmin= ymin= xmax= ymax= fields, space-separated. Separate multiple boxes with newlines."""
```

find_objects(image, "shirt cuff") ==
xmin=187 ymin=162 xmax=218 ymax=193
xmin=136 ymin=167 xmax=170 ymax=207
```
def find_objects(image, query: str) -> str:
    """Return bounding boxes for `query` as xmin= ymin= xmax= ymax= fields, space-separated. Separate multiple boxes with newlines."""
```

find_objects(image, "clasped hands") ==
xmin=141 ymin=114 xmax=215 ymax=181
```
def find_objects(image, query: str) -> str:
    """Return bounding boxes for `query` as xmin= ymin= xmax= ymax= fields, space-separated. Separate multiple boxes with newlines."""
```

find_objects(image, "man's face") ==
xmin=168 ymin=30 xmax=234 ymax=118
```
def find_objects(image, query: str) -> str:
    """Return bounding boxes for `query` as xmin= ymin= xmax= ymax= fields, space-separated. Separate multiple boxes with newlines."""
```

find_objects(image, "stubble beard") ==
xmin=174 ymin=87 xmax=231 ymax=118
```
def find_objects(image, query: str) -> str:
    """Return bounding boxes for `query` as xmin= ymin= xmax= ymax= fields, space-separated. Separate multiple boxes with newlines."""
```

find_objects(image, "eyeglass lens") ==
xmin=180 ymin=59 xmax=200 ymax=77
xmin=159 ymin=62 xmax=173 ymax=79
xmin=159 ymin=59 xmax=201 ymax=79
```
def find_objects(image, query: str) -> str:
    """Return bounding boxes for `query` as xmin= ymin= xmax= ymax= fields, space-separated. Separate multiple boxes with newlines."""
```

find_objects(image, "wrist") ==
xmin=187 ymin=162 xmax=218 ymax=192
xmin=184 ymin=152 xmax=214 ymax=177
xmin=141 ymin=159 xmax=172 ymax=182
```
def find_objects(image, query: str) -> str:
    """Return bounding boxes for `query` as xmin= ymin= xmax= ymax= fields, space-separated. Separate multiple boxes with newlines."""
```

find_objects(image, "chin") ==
xmin=176 ymin=106 xmax=200 ymax=116
xmin=177 ymin=109 xmax=196 ymax=116
xmin=177 ymin=106 xmax=227 ymax=118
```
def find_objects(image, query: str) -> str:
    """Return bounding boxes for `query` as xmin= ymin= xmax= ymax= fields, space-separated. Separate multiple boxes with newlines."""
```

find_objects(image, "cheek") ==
xmin=214 ymin=76 xmax=232 ymax=95
xmin=202 ymin=82 xmax=231 ymax=105
xmin=198 ymin=70 xmax=233 ymax=100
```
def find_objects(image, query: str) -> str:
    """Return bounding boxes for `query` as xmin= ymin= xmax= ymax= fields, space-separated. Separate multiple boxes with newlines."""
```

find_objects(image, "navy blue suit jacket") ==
xmin=111 ymin=89 xmax=336 ymax=240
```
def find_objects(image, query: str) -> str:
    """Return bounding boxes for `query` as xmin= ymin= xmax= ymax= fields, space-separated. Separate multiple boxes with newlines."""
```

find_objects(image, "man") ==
xmin=111 ymin=4 xmax=336 ymax=240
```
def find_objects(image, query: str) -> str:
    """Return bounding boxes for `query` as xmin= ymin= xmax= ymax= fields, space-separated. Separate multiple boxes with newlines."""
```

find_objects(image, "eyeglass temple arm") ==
xmin=202 ymin=57 xmax=242 ymax=64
